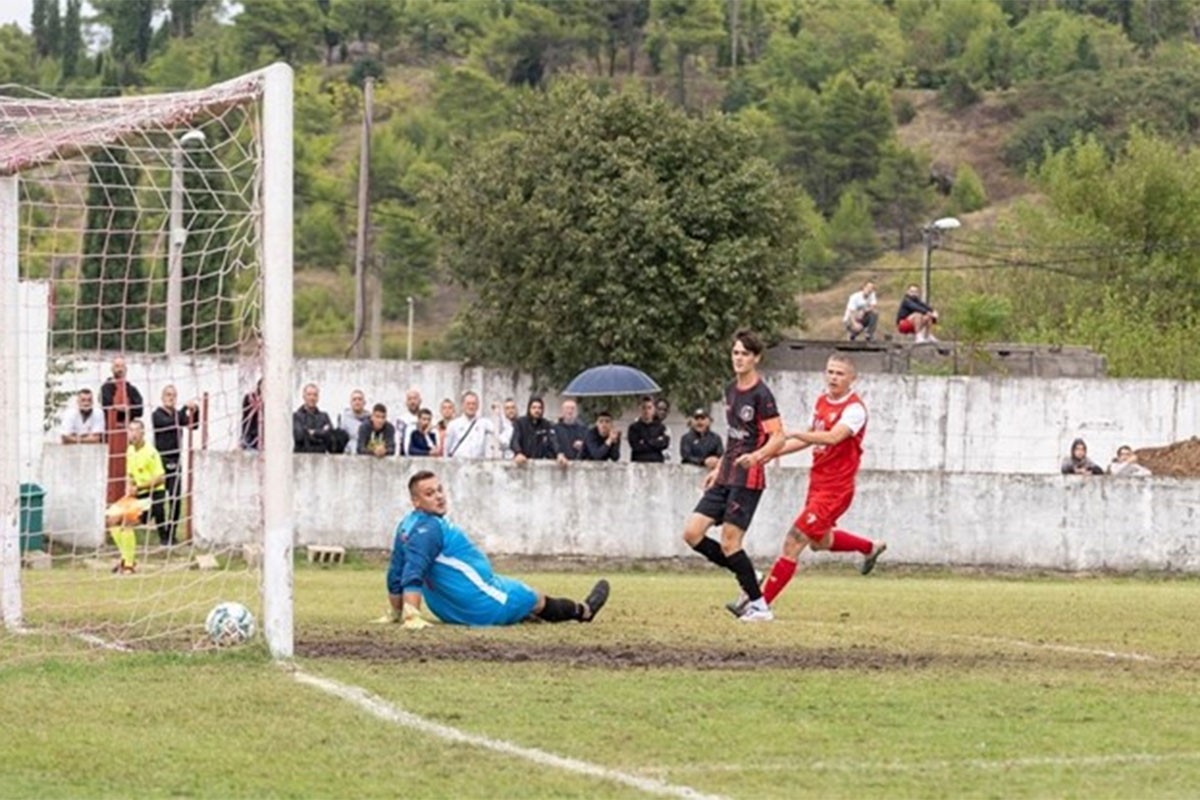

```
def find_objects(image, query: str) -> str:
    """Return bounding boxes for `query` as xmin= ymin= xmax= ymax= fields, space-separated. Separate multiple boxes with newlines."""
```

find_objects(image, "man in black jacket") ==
xmin=628 ymin=395 xmax=669 ymax=463
xmin=152 ymin=384 xmax=200 ymax=544
xmin=511 ymin=396 xmax=558 ymax=464
xmin=896 ymin=284 xmax=939 ymax=342
xmin=680 ymin=408 xmax=723 ymax=469
xmin=552 ymin=399 xmax=589 ymax=462
xmin=293 ymin=383 xmax=340 ymax=453
xmin=584 ymin=411 xmax=621 ymax=461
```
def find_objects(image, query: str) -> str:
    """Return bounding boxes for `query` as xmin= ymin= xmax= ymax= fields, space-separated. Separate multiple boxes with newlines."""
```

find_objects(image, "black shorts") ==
xmin=693 ymin=484 xmax=763 ymax=532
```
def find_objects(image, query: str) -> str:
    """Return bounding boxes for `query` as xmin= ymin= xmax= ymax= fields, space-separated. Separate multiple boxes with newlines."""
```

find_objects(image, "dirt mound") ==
xmin=1135 ymin=437 xmax=1200 ymax=478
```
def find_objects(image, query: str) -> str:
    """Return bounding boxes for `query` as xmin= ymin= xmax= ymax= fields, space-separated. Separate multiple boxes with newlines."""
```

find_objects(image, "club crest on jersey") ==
xmin=739 ymin=405 xmax=754 ymax=422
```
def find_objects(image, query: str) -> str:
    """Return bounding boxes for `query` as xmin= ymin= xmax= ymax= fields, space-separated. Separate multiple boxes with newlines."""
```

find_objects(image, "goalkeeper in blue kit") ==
xmin=381 ymin=470 xmax=610 ymax=629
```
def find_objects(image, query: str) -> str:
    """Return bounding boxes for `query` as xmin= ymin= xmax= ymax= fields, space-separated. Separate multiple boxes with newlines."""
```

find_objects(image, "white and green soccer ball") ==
xmin=205 ymin=601 xmax=256 ymax=646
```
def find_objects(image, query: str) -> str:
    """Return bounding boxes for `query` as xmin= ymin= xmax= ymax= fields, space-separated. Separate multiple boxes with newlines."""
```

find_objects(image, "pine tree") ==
xmin=61 ymin=0 xmax=83 ymax=81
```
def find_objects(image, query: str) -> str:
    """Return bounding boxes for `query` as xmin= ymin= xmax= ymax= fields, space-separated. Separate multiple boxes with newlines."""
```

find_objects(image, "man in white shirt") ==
xmin=443 ymin=391 xmax=497 ymax=459
xmin=337 ymin=389 xmax=370 ymax=454
xmin=61 ymin=388 xmax=106 ymax=443
xmin=842 ymin=280 xmax=879 ymax=342
xmin=394 ymin=387 xmax=421 ymax=456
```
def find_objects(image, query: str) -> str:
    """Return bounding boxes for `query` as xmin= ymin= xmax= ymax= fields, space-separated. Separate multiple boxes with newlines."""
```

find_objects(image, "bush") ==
xmin=1003 ymin=109 xmax=1096 ymax=170
xmin=893 ymin=95 xmax=917 ymax=125
xmin=949 ymin=163 xmax=987 ymax=214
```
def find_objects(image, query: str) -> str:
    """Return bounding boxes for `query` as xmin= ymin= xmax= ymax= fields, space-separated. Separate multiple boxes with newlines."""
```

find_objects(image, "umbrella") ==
xmin=562 ymin=364 xmax=661 ymax=397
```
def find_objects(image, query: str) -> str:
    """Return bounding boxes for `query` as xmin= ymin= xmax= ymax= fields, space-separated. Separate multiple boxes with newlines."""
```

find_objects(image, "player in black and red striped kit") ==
xmin=681 ymin=329 xmax=785 ymax=622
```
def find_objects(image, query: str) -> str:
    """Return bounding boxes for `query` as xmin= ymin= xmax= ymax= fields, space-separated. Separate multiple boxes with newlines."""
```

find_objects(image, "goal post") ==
xmin=0 ymin=64 xmax=294 ymax=660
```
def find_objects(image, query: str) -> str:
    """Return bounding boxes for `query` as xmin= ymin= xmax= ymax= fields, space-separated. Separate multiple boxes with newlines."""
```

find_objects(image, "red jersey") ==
xmin=716 ymin=377 xmax=779 ymax=490
xmin=809 ymin=391 xmax=866 ymax=492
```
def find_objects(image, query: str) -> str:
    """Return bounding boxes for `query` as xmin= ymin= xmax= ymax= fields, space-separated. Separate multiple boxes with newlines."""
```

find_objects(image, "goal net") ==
xmin=0 ymin=64 xmax=294 ymax=661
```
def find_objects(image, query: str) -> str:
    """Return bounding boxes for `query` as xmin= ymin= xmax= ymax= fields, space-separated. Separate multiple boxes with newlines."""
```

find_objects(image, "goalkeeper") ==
xmin=381 ymin=470 xmax=609 ymax=628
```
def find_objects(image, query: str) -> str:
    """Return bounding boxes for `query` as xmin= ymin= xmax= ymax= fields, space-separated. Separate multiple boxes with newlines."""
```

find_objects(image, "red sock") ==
xmin=762 ymin=557 xmax=797 ymax=605
xmin=830 ymin=529 xmax=872 ymax=554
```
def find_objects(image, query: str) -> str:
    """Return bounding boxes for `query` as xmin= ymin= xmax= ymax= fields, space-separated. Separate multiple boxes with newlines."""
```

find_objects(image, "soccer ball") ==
xmin=205 ymin=601 xmax=256 ymax=646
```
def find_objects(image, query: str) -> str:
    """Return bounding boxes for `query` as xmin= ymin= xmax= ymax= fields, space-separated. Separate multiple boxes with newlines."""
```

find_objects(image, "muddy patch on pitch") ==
xmin=297 ymin=636 xmax=955 ymax=670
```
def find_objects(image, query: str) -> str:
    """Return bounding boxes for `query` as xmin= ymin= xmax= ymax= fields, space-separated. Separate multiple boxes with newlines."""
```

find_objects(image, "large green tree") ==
xmin=434 ymin=83 xmax=813 ymax=403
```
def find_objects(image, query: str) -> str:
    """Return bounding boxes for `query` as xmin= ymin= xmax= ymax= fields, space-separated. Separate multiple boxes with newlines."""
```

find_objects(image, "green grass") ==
xmin=3 ymin=565 xmax=1199 ymax=798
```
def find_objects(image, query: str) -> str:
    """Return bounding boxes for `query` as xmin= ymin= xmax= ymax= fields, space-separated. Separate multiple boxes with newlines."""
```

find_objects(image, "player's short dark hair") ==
xmin=78 ymin=388 xmax=92 ymax=396
xmin=372 ymin=403 xmax=387 ymax=415
xmin=408 ymin=470 xmax=436 ymax=494
xmin=733 ymin=328 xmax=765 ymax=355
xmin=596 ymin=410 xmax=612 ymax=420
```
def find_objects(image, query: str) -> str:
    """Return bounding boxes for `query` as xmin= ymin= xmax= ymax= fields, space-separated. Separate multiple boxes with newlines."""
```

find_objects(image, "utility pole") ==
xmin=921 ymin=216 xmax=961 ymax=305
xmin=369 ymin=255 xmax=382 ymax=359
xmin=406 ymin=296 xmax=414 ymax=362
xmin=348 ymin=77 xmax=373 ymax=357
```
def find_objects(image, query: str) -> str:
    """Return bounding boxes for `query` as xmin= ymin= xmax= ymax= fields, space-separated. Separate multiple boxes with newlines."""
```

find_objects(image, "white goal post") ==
xmin=0 ymin=63 xmax=294 ymax=659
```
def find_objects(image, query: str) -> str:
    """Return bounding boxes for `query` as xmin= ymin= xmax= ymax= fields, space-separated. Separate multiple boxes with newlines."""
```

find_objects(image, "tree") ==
xmin=93 ymin=0 xmax=158 ymax=65
xmin=826 ymin=186 xmax=880 ymax=266
xmin=234 ymin=0 xmax=323 ymax=65
xmin=178 ymin=134 xmax=236 ymax=351
xmin=651 ymin=0 xmax=725 ymax=107
xmin=867 ymin=146 xmax=934 ymax=249
xmin=60 ymin=0 xmax=83 ymax=81
xmin=433 ymin=83 xmax=812 ymax=402
xmin=79 ymin=146 xmax=148 ymax=352
xmin=949 ymin=163 xmax=987 ymax=214
xmin=168 ymin=0 xmax=208 ymax=38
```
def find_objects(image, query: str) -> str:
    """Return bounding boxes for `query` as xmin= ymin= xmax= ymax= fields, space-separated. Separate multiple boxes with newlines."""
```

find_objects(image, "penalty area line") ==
xmin=292 ymin=668 xmax=725 ymax=800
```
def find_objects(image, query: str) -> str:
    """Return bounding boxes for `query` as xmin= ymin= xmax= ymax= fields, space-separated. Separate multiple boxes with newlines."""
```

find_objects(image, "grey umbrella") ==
xmin=562 ymin=364 xmax=661 ymax=397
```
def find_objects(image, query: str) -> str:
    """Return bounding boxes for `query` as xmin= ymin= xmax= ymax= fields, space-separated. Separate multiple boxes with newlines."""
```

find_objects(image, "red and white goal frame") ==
xmin=0 ymin=63 xmax=294 ymax=659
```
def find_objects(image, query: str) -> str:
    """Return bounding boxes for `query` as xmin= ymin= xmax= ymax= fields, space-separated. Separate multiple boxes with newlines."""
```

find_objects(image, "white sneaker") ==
xmin=739 ymin=605 xmax=774 ymax=623
xmin=927 ymin=333 xmax=939 ymax=342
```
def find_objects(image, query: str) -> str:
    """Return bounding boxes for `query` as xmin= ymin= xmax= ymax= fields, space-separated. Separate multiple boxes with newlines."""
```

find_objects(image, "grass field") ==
xmin=3 ymin=562 xmax=1200 ymax=799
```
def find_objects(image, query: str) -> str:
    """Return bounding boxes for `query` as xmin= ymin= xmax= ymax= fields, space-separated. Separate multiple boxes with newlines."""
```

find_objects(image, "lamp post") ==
xmin=167 ymin=129 xmax=206 ymax=357
xmin=921 ymin=216 xmax=960 ymax=304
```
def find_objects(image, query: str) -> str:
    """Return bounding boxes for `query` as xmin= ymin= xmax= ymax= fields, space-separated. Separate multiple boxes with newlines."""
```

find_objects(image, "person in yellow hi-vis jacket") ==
xmin=104 ymin=419 xmax=167 ymax=573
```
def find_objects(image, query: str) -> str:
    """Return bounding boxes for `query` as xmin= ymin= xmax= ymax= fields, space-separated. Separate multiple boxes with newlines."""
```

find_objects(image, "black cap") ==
xmin=692 ymin=408 xmax=708 ymax=418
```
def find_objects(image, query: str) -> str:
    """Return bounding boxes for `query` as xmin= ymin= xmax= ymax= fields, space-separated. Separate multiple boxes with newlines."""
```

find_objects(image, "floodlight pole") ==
xmin=921 ymin=216 xmax=961 ymax=304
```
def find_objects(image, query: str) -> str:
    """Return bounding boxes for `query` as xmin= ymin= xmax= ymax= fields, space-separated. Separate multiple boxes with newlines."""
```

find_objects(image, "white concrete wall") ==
xmin=18 ymin=281 xmax=49 ymax=484
xmin=45 ymin=356 xmax=1200 ymax=476
xmin=40 ymin=446 xmax=1200 ymax=572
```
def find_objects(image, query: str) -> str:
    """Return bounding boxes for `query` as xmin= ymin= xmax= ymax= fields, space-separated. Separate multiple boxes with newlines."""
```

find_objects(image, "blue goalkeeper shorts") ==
xmin=423 ymin=575 xmax=539 ymax=627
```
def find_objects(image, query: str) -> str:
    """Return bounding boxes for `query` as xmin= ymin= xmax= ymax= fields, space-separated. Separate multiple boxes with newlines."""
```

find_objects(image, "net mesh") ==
xmin=3 ymin=72 xmax=272 ymax=660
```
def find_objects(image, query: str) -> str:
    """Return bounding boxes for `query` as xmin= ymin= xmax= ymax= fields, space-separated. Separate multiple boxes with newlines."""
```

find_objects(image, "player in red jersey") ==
xmin=682 ymin=329 xmax=786 ymax=623
xmin=733 ymin=353 xmax=886 ymax=617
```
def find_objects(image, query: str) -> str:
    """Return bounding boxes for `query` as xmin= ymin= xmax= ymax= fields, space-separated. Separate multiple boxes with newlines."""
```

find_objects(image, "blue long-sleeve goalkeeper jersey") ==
xmin=386 ymin=509 xmax=538 ymax=626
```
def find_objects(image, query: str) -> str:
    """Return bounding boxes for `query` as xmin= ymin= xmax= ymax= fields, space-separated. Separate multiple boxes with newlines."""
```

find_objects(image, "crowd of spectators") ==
xmin=257 ymin=382 xmax=725 ymax=466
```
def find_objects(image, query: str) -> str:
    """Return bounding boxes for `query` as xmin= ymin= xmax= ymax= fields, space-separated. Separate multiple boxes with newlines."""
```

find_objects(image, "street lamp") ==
xmin=167 ymin=129 xmax=207 ymax=357
xmin=921 ymin=216 xmax=960 ymax=305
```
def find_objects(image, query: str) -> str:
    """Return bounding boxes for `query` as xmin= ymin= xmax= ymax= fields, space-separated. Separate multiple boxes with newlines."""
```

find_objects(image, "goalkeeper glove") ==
xmin=371 ymin=607 xmax=403 ymax=624
xmin=402 ymin=603 xmax=431 ymax=631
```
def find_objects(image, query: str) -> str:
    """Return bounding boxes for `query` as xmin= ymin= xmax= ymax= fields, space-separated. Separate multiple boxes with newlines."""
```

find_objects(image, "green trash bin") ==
xmin=19 ymin=483 xmax=45 ymax=553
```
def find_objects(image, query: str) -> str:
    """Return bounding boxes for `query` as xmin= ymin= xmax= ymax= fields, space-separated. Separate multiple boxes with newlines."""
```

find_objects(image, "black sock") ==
xmin=537 ymin=596 xmax=582 ymax=623
xmin=726 ymin=550 xmax=762 ymax=601
xmin=691 ymin=537 xmax=730 ymax=569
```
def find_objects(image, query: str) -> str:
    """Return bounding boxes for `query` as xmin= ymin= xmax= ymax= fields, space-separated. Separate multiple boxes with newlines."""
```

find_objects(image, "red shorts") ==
xmin=897 ymin=317 xmax=916 ymax=334
xmin=793 ymin=488 xmax=854 ymax=540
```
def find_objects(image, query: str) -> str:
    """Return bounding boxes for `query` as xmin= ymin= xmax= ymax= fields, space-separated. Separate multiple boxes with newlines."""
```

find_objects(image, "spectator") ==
xmin=680 ymin=408 xmax=723 ymax=469
xmin=628 ymin=395 xmax=669 ymax=463
xmin=293 ymin=383 xmax=339 ymax=454
xmin=511 ymin=396 xmax=557 ymax=464
xmin=896 ymin=283 xmax=939 ymax=343
xmin=60 ymin=388 xmax=105 ymax=444
xmin=1109 ymin=445 xmax=1152 ymax=477
xmin=843 ymin=280 xmax=879 ymax=342
xmin=584 ymin=410 xmax=621 ymax=461
xmin=552 ymin=399 xmax=589 ymax=462
xmin=395 ymin=388 xmax=422 ymax=456
xmin=654 ymin=397 xmax=671 ymax=423
xmin=1061 ymin=438 xmax=1104 ymax=475
xmin=241 ymin=379 xmax=263 ymax=451
xmin=358 ymin=403 xmax=396 ymax=458
xmin=492 ymin=398 xmax=518 ymax=459
xmin=151 ymin=385 xmax=200 ymax=545
xmin=434 ymin=398 xmax=456 ymax=456
xmin=338 ymin=389 xmax=370 ymax=455
xmin=101 ymin=355 xmax=144 ymax=504
xmin=444 ymin=391 xmax=496 ymax=459
xmin=407 ymin=408 xmax=438 ymax=457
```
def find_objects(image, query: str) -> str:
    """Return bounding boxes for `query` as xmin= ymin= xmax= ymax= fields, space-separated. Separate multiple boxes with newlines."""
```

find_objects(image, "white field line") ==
xmin=800 ymin=618 xmax=1160 ymax=663
xmin=659 ymin=750 xmax=1200 ymax=776
xmin=948 ymin=633 xmax=1157 ymax=662
xmin=292 ymin=668 xmax=726 ymax=800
